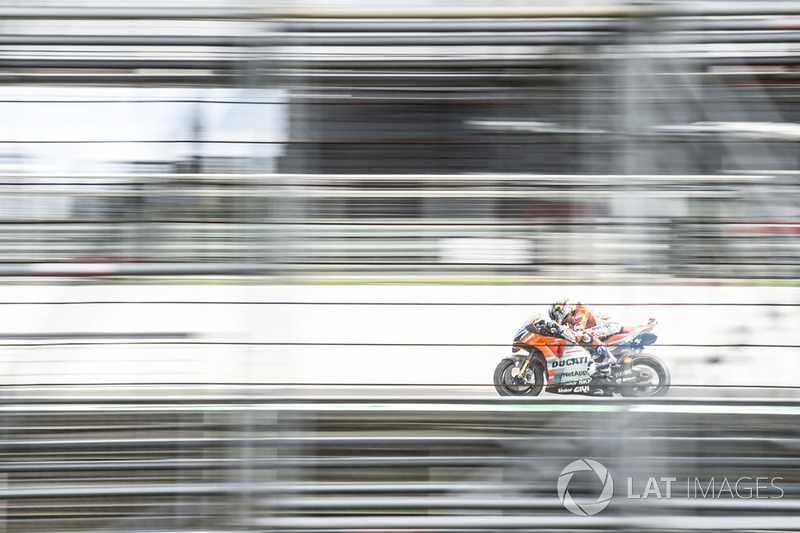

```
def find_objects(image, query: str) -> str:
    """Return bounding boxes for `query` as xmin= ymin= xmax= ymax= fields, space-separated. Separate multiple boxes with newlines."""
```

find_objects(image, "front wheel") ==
xmin=618 ymin=353 xmax=670 ymax=397
xmin=493 ymin=357 xmax=544 ymax=397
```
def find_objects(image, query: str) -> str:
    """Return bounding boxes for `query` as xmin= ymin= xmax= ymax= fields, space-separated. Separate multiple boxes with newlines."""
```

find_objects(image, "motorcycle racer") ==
xmin=549 ymin=299 xmax=621 ymax=372
xmin=496 ymin=309 xmax=668 ymax=397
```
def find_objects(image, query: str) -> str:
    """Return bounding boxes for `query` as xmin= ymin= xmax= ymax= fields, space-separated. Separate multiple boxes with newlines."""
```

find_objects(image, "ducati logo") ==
xmin=550 ymin=356 xmax=589 ymax=368
xmin=557 ymin=459 xmax=614 ymax=516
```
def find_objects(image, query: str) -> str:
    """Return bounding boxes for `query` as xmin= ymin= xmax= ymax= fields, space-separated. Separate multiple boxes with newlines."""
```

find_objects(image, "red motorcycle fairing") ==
xmin=513 ymin=315 xmax=660 ymax=386
xmin=513 ymin=331 xmax=591 ymax=386
xmin=500 ymin=315 xmax=669 ymax=398
xmin=546 ymin=345 xmax=593 ymax=385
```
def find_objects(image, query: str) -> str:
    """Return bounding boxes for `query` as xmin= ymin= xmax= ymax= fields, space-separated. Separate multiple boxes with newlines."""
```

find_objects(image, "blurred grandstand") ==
xmin=0 ymin=0 xmax=797 ymax=281
xmin=0 ymin=394 xmax=798 ymax=533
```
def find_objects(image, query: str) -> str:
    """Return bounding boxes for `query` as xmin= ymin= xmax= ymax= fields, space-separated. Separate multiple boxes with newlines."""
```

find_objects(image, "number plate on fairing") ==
xmin=548 ymin=345 xmax=592 ymax=384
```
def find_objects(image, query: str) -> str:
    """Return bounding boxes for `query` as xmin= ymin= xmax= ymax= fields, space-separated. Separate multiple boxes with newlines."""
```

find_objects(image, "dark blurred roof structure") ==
xmin=0 ymin=2 xmax=798 ymax=281
xmin=4 ymin=2 xmax=800 ymax=174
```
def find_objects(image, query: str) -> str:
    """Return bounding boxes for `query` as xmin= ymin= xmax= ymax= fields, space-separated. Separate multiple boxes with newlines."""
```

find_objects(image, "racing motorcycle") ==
xmin=493 ymin=312 xmax=670 ymax=397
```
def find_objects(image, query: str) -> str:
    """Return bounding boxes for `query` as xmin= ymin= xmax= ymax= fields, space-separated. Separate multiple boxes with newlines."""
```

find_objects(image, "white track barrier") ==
xmin=0 ymin=284 xmax=797 ymax=394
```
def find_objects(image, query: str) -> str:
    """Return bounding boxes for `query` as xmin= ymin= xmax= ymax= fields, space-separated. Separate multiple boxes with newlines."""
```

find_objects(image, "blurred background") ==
xmin=0 ymin=0 xmax=798 ymax=280
xmin=0 ymin=1 xmax=799 ymax=532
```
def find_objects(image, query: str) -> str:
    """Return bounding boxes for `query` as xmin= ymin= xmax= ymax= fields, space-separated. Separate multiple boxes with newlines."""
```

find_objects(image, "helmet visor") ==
xmin=550 ymin=302 xmax=568 ymax=322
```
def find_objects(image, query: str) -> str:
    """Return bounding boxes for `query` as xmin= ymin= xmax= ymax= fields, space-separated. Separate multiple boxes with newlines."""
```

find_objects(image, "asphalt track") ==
xmin=3 ymin=383 xmax=800 ymax=403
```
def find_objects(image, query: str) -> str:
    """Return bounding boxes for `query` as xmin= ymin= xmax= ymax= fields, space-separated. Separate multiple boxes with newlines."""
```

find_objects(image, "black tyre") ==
xmin=618 ymin=353 xmax=670 ymax=397
xmin=493 ymin=357 xmax=544 ymax=397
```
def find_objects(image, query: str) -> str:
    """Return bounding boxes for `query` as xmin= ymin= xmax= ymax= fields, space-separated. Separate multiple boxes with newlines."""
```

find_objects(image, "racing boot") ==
xmin=592 ymin=345 xmax=617 ymax=374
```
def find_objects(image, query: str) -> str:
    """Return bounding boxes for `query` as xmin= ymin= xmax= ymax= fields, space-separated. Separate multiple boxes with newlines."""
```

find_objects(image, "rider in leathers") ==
xmin=549 ymin=300 xmax=621 ymax=372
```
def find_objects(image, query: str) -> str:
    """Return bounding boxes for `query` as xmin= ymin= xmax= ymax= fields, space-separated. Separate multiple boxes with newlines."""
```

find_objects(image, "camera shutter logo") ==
xmin=557 ymin=459 xmax=614 ymax=516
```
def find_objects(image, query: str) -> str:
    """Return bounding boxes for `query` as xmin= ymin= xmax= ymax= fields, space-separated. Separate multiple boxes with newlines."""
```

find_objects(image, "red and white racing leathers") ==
xmin=568 ymin=303 xmax=621 ymax=341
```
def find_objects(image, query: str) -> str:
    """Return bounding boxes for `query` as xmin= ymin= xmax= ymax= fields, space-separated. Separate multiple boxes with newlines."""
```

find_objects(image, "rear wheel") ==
xmin=493 ymin=357 xmax=544 ymax=397
xmin=618 ymin=353 xmax=670 ymax=397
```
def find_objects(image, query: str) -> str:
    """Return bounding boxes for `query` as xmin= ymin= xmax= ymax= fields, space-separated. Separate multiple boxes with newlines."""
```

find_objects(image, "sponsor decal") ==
xmin=559 ymin=370 xmax=589 ymax=379
xmin=550 ymin=356 xmax=590 ymax=368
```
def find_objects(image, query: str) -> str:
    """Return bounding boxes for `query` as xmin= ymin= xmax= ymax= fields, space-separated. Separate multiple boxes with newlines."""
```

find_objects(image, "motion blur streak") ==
xmin=0 ymin=172 xmax=795 ymax=281
xmin=1 ymin=2 xmax=799 ymax=281
xmin=0 ymin=393 xmax=799 ymax=532
xmin=0 ymin=2 xmax=798 ymax=532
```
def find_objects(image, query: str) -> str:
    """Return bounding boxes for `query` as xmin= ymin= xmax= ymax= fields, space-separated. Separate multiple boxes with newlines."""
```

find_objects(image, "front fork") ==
xmin=511 ymin=351 xmax=534 ymax=383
